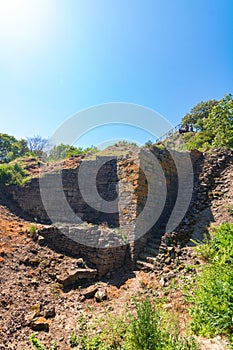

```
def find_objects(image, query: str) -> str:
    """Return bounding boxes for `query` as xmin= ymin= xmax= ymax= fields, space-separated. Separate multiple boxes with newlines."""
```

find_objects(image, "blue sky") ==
xmin=0 ymin=0 xmax=232 ymax=148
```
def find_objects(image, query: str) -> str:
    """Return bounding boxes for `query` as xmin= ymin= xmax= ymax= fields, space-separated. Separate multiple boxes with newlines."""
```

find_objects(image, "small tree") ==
xmin=27 ymin=135 xmax=48 ymax=158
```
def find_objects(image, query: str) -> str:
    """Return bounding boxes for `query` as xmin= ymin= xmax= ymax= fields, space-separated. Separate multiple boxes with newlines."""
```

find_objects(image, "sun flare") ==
xmin=0 ymin=0 xmax=53 ymax=52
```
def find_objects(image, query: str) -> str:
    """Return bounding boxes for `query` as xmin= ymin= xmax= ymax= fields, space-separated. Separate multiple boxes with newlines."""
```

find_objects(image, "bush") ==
xmin=124 ymin=298 xmax=162 ymax=350
xmin=114 ymin=140 xmax=138 ymax=147
xmin=189 ymin=223 xmax=233 ymax=340
xmin=184 ymin=130 xmax=213 ymax=151
xmin=48 ymin=144 xmax=99 ymax=161
xmin=28 ymin=224 xmax=37 ymax=240
xmin=0 ymin=163 xmax=29 ymax=186
xmin=123 ymin=298 xmax=198 ymax=350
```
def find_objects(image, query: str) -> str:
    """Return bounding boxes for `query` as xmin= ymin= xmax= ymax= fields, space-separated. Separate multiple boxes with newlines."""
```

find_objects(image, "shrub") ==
xmin=184 ymin=130 xmax=213 ymax=151
xmin=194 ymin=223 xmax=233 ymax=265
xmin=0 ymin=163 xmax=29 ymax=186
xmin=124 ymin=298 xmax=162 ymax=350
xmin=114 ymin=140 xmax=138 ymax=147
xmin=123 ymin=298 xmax=198 ymax=350
xmin=189 ymin=223 xmax=233 ymax=340
xmin=28 ymin=224 xmax=37 ymax=240
xmin=48 ymin=144 xmax=99 ymax=161
xmin=68 ymin=332 xmax=79 ymax=347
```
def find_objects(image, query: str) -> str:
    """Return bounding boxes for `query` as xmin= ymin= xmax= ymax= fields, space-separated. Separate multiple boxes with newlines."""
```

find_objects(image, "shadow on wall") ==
xmin=64 ymin=157 xmax=120 ymax=227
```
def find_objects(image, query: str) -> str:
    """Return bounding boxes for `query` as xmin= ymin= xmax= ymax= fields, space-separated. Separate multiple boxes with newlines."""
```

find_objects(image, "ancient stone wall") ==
xmin=8 ymin=148 xmax=209 ymax=275
xmin=11 ymin=157 xmax=120 ymax=225
xmin=131 ymin=148 xmax=179 ymax=261
xmin=37 ymin=224 xmax=131 ymax=277
xmin=10 ymin=154 xmax=139 ymax=275
xmin=162 ymin=148 xmax=233 ymax=245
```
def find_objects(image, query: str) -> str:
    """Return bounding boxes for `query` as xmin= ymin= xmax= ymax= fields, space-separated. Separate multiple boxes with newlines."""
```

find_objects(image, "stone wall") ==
xmin=161 ymin=148 xmax=233 ymax=246
xmin=8 ymin=148 xmax=207 ymax=275
xmin=11 ymin=157 xmax=120 ymax=225
xmin=37 ymin=223 xmax=131 ymax=277
xmin=131 ymin=148 xmax=179 ymax=261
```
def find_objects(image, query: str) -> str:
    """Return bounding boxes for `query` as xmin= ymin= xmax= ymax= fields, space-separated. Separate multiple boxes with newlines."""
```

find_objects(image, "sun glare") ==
xmin=0 ymin=0 xmax=54 ymax=53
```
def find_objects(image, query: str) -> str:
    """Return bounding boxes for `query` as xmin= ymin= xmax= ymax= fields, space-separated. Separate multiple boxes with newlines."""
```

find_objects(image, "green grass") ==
xmin=68 ymin=299 xmax=198 ymax=350
xmin=188 ymin=223 xmax=233 ymax=343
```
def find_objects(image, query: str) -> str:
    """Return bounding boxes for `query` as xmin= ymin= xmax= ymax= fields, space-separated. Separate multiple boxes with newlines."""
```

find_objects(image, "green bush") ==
xmin=114 ymin=140 xmax=138 ymax=147
xmin=28 ymin=224 xmax=38 ymax=240
xmin=69 ymin=332 xmax=79 ymax=347
xmin=124 ymin=298 xmax=162 ymax=350
xmin=48 ymin=144 xmax=99 ymax=161
xmin=123 ymin=298 xmax=198 ymax=350
xmin=189 ymin=223 xmax=233 ymax=340
xmin=0 ymin=163 xmax=29 ymax=186
xmin=184 ymin=130 xmax=213 ymax=151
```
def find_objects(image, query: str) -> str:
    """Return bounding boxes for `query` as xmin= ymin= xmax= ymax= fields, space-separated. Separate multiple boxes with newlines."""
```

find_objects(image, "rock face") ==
xmin=37 ymin=224 xmax=131 ymax=277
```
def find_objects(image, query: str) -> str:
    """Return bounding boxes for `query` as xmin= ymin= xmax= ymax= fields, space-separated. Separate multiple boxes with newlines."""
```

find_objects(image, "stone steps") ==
xmin=149 ymin=237 xmax=162 ymax=244
xmin=136 ymin=260 xmax=155 ymax=271
xmin=147 ymin=241 xmax=160 ymax=249
xmin=139 ymin=252 xmax=157 ymax=264
xmin=136 ymin=236 xmax=162 ymax=271
xmin=144 ymin=246 xmax=159 ymax=256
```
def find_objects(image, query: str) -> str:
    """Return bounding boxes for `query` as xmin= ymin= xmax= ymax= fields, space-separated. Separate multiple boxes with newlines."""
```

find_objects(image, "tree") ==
xmin=182 ymin=99 xmax=218 ymax=130
xmin=18 ymin=139 xmax=29 ymax=155
xmin=27 ymin=135 xmax=48 ymax=158
xmin=48 ymin=144 xmax=82 ymax=161
xmin=48 ymin=144 xmax=99 ymax=161
xmin=0 ymin=133 xmax=28 ymax=163
xmin=203 ymin=94 xmax=233 ymax=148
